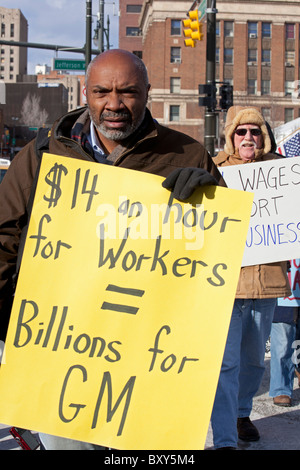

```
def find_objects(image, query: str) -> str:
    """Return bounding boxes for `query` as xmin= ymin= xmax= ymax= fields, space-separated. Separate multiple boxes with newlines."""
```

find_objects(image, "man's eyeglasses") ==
xmin=235 ymin=128 xmax=262 ymax=137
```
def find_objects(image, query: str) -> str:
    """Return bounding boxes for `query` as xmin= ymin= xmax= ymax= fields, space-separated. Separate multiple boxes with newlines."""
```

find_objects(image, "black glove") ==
xmin=162 ymin=167 xmax=218 ymax=201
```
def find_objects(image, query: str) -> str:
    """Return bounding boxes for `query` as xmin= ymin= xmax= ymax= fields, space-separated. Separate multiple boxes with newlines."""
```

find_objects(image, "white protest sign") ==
xmin=221 ymin=156 xmax=300 ymax=266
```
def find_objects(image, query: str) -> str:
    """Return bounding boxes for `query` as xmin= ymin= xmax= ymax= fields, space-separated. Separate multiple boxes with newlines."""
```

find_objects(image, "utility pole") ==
xmin=94 ymin=0 xmax=111 ymax=52
xmin=85 ymin=0 xmax=92 ymax=70
xmin=204 ymin=0 xmax=217 ymax=157
xmin=98 ymin=0 xmax=105 ymax=53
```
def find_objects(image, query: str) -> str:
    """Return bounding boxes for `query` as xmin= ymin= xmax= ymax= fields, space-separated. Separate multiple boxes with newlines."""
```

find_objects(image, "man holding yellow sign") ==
xmin=0 ymin=50 xmax=231 ymax=450
xmin=0 ymin=49 xmax=224 ymax=345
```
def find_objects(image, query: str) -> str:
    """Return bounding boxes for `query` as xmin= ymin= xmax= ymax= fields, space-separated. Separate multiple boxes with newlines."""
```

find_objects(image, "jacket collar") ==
xmin=214 ymin=149 xmax=282 ymax=166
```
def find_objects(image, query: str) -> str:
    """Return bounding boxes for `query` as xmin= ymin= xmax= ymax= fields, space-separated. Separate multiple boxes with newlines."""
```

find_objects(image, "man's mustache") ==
xmin=100 ymin=111 xmax=131 ymax=121
xmin=241 ymin=139 xmax=257 ymax=148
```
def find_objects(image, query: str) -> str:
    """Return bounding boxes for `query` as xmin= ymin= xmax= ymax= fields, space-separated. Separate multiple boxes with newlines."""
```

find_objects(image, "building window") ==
xmin=216 ymin=48 xmax=220 ymax=63
xmin=286 ymin=23 xmax=295 ymax=39
xmin=224 ymin=21 xmax=234 ymax=37
xmin=285 ymin=108 xmax=294 ymax=122
xmin=262 ymin=49 xmax=271 ymax=64
xmin=285 ymin=51 xmax=295 ymax=66
xmin=10 ymin=24 xmax=14 ymax=38
xmin=126 ymin=27 xmax=140 ymax=36
xmin=248 ymin=79 xmax=257 ymax=94
xmin=126 ymin=5 xmax=142 ymax=13
xmin=225 ymin=78 xmax=233 ymax=87
xmin=133 ymin=51 xmax=142 ymax=59
xmin=285 ymin=80 xmax=294 ymax=95
xmin=261 ymin=107 xmax=271 ymax=121
xmin=262 ymin=22 xmax=271 ymax=38
xmin=261 ymin=80 xmax=271 ymax=95
xmin=170 ymin=47 xmax=181 ymax=64
xmin=1 ymin=23 xmax=5 ymax=37
xmin=170 ymin=105 xmax=180 ymax=122
xmin=216 ymin=21 xmax=220 ymax=36
xmin=170 ymin=77 xmax=181 ymax=93
xmin=248 ymin=49 xmax=257 ymax=63
xmin=248 ymin=22 xmax=258 ymax=38
xmin=224 ymin=48 xmax=233 ymax=64
xmin=171 ymin=19 xmax=181 ymax=36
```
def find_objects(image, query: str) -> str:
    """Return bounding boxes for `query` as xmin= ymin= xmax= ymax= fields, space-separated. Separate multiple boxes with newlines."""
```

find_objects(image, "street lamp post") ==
xmin=94 ymin=1 xmax=111 ymax=52
xmin=99 ymin=0 xmax=105 ymax=53
xmin=85 ymin=0 xmax=92 ymax=70
xmin=204 ymin=0 xmax=217 ymax=157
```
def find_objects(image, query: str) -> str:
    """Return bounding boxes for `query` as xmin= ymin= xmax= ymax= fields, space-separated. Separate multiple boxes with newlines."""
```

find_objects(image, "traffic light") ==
xmin=198 ymin=84 xmax=217 ymax=110
xmin=220 ymin=84 xmax=233 ymax=110
xmin=4 ymin=129 xmax=9 ymax=145
xmin=182 ymin=10 xmax=203 ymax=47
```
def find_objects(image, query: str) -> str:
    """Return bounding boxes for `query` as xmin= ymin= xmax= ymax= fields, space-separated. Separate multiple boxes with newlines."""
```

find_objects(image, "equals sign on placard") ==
xmin=101 ymin=284 xmax=145 ymax=315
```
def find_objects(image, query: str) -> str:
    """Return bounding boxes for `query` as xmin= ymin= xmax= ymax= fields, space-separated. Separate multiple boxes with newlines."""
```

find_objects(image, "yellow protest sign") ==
xmin=0 ymin=154 xmax=253 ymax=450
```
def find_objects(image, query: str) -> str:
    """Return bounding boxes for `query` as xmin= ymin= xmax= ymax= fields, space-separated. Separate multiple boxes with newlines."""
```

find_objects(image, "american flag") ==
xmin=274 ymin=117 xmax=300 ymax=157
xmin=282 ymin=131 xmax=300 ymax=157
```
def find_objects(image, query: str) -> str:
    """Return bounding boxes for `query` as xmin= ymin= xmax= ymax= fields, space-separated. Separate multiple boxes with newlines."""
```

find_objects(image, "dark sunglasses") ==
xmin=235 ymin=128 xmax=262 ymax=137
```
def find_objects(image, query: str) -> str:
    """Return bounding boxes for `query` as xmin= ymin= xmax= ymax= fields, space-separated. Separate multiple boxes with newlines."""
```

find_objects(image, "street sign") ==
xmin=53 ymin=58 xmax=85 ymax=71
xmin=198 ymin=0 xmax=207 ymax=21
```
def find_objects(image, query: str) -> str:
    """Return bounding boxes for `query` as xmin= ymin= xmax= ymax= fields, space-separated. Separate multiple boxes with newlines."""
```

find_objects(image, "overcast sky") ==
xmin=1 ymin=0 xmax=119 ymax=73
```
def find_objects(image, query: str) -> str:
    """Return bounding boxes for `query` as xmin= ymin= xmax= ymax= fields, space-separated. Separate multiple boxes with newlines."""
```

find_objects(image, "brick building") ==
xmin=0 ymin=7 xmax=28 ymax=82
xmin=119 ymin=1 xmax=143 ymax=57
xmin=119 ymin=0 xmax=300 ymax=147
xmin=36 ymin=70 xmax=82 ymax=112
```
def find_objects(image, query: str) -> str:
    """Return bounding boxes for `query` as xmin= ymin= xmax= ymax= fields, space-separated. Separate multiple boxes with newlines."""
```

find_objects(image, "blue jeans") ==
xmin=211 ymin=298 xmax=276 ymax=449
xmin=269 ymin=321 xmax=296 ymax=398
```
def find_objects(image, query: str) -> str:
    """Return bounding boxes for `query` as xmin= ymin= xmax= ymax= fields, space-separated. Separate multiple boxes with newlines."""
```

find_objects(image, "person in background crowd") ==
xmin=263 ymin=126 xmax=300 ymax=408
xmin=270 ymin=304 xmax=300 ymax=406
xmin=211 ymin=106 xmax=291 ymax=450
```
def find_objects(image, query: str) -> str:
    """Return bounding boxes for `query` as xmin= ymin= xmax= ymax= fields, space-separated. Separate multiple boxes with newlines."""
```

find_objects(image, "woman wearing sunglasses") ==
xmin=211 ymin=106 xmax=291 ymax=450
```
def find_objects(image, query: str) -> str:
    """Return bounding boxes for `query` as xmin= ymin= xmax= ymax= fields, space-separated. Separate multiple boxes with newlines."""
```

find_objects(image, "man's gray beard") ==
xmin=91 ymin=110 xmax=146 ymax=142
xmin=95 ymin=122 xmax=136 ymax=141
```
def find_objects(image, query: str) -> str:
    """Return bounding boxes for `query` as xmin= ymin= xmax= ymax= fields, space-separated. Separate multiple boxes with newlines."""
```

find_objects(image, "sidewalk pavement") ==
xmin=1 ymin=355 xmax=300 ymax=451
xmin=205 ymin=354 xmax=300 ymax=450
